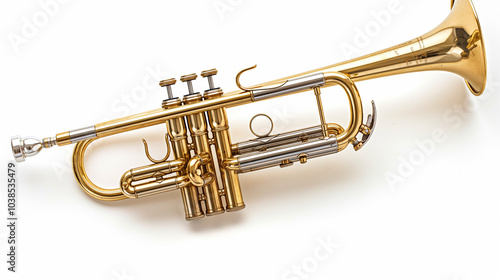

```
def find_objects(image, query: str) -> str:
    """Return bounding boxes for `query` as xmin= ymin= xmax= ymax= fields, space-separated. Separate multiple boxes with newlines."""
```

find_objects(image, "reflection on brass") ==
xmin=11 ymin=0 xmax=487 ymax=220
xmin=201 ymin=69 xmax=218 ymax=77
xmin=159 ymin=78 xmax=176 ymax=87
xmin=180 ymin=73 xmax=197 ymax=82
xmin=142 ymin=134 xmax=171 ymax=164
xmin=236 ymin=65 xmax=287 ymax=92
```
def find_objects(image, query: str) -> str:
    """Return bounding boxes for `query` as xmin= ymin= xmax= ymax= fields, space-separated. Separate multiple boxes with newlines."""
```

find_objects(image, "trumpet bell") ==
xmin=449 ymin=0 xmax=487 ymax=95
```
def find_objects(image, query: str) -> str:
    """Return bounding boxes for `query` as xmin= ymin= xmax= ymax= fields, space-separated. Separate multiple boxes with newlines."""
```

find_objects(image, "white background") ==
xmin=0 ymin=0 xmax=499 ymax=279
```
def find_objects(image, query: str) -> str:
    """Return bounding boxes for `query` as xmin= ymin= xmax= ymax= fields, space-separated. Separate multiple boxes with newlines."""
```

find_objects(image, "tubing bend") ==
xmin=222 ymin=72 xmax=364 ymax=173
xmin=73 ymin=138 xmax=128 ymax=201
xmin=323 ymin=72 xmax=364 ymax=151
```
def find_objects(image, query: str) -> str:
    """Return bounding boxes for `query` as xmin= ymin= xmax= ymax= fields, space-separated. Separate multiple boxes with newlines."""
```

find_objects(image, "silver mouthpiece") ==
xmin=11 ymin=135 xmax=56 ymax=163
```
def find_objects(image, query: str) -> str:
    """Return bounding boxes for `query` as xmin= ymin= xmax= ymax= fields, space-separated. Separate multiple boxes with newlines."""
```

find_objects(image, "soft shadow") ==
xmin=79 ymin=183 xmax=247 ymax=231
xmin=82 ymin=189 xmax=185 ymax=224
xmin=187 ymin=211 xmax=247 ymax=232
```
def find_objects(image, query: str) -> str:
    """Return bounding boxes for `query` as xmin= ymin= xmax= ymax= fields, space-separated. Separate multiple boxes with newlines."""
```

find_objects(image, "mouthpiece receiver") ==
xmin=11 ymin=136 xmax=57 ymax=163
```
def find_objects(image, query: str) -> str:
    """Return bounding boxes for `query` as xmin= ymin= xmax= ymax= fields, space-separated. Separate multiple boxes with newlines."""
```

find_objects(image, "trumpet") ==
xmin=11 ymin=0 xmax=486 ymax=220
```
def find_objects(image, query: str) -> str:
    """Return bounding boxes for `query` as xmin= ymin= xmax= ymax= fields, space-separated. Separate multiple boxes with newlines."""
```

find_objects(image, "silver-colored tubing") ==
xmin=69 ymin=126 xmax=97 ymax=143
xmin=236 ymin=125 xmax=328 ymax=155
xmin=251 ymin=73 xmax=325 ymax=101
xmin=237 ymin=136 xmax=338 ymax=173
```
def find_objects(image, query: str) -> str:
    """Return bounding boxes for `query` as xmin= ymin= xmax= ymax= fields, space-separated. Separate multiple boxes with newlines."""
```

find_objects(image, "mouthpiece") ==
xmin=11 ymin=135 xmax=57 ymax=162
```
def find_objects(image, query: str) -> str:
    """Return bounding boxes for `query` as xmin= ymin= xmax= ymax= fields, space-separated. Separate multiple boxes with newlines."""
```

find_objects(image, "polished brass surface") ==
xmin=159 ymin=78 xmax=176 ymax=87
xmin=251 ymin=0 xmax=485 ymax=95
xmin=166 ymin=101 xmax=205 ymax=220
xmin=55 ymin=131 xmax=71 ymax=146
xmin=280 ymin=159 xmax=293 ymax=168
xmin=180 ymin=73 xmax=197 ymax=82
xmin=313 ymin=87 xmax=329 ymax=139
xmin=162 ymin=97 xmax=181 ymax=110
xmin=204 ymin=90 xmax=245 ymax=212
xmin=120 ymin=158 xmax=187 ymax=198
xmin=142 ymin=134 xmax=171 ymax=164
xmin=201 ymin=69 xmax=218 ymax=77
xmin=73 ymin=138 xmax=127 ymax=201
xmin=323 ymin=72 xmax=363 ymax=152
xmin=183 ymin=94 xmax=225 ymax=216
xmin=13 ymin=0 xmax=487 ymax=220
xmin=299 ymin=153 xmax=308 ymax=164
xmin=48 ymin=0 xmax=486 ymax=145
xmin=236 ymin=65 xmax=287 ymax=93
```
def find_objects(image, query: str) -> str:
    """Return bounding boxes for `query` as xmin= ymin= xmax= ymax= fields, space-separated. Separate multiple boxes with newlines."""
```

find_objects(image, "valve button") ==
xmin=159 ymin=78 xmax=176 ymax=87
xmin=201 ymin=69 xmax=218 ymax=77
xmin=159 ymin=78 xmax=177 ymax=100
xmin=180 ymin=73 xmax=197 ymax=82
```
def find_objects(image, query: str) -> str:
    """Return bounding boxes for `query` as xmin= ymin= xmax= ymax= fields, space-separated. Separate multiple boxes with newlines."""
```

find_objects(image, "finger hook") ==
xmin=236 ymin=64 xmax=287 ymax=92
xmin=142 ymin=134 xmax=171 ymax=164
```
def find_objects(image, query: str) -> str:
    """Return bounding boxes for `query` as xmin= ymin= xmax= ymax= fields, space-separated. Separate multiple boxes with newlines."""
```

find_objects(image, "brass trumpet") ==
xmin=11 ymin=0 xmax=486 ymax=220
